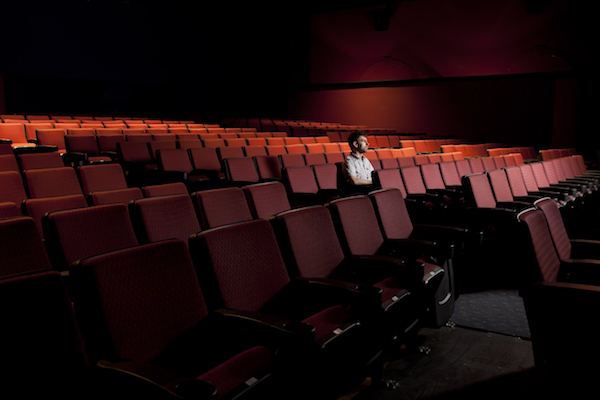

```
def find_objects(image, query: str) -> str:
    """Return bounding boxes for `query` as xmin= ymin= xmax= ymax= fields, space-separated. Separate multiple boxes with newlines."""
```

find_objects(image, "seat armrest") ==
xmin=569 ymin=239 xmax=600 ymax=259
xmin=285 ymin=276 xmax=383 ymax=320
xmin=211 ymin=308 xmax=316 ymax=345
xmin=378 ymin=237 xmax=441 ymax=259
xmin=335 ymin=254 xmax=425 ymax=290
xmin=558 ymin=258 xmax=600 ymax=285
xmin=519 ymin=281 xmax=600 ymax=377
xmin=495 ymin=200 xmax=531 ymax=210
xmin=98 ymin=359 xmax=218 ymax=399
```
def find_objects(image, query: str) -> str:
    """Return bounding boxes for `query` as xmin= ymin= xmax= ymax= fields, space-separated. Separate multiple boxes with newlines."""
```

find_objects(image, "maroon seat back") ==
xmin=0 ymin=216 xmax=53 ymax=277
xmin=78 ymin=163 xmax=128 ymax=194
xmin=191 ymin=219 xmax=291 ymax=312
xmin=223 ymin=157 xmax=259 ymax=184
xmin=373 ymin=169 xmax=408 ymax=198
xmin=400 ymin=166 xmax=427 ymax=195
xmin=244 ymin=181 xmax=291 ymax=220
xmin=420 ymin=163 xmax=446 ymax=190
xmin=143 ymin=182 xmax=188 ymax=197
xmin=273 ymin=205 xmax=346 ymax=279
xmin=516 ymin=207 xmax=561 ymax=282
xmin=312 ymin=163 xmax=338 ymax=191
xmin=193 ymin=187 xmax=253 ymax=230
xmin=18 ymin=152 xmax=64 ymax=171
xmin=439 ymin=161 xmax=462 ymax=187
xmin=328 ymin=195 xmax=385 ymax=256
xmin=254 ymin=155 xmax=282 ymax=181
xmin=43 ymin=204 xmax=139 ymax=270
xmin=0 ymin=170 xmax=28 ymax=208
xmin=24 ymin=167 xmax=83 ymax=198
xmin=72 ymin=239 xmax=208 ymax=363
xmin=130 ymin=194 xmax=201 ymax=245
xmin=368 ymin=188 xmax=414 ymax=240
xmin=282 ymin=166 xmax=319 ymax=195
xmin=461 ymin=172 xmax=497 ymax=208
xmin=504 ymin=166 xmax=530 ymax=197
xmin=486 ymin=169 xmax=515 ymax=202
xmin=534 ymin=197 xmax=572 ymax=260
xmin=0 ymin=271 xmax=90 ymax=385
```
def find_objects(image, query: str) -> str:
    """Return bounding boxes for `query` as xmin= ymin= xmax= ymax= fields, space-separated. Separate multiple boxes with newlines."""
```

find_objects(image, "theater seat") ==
xmin=129 ymin=194 xmax=201 ymax=245
xmin=193 ymin=187 xmax=253 ymax=230
xmin=244 ymin=181 xmax=291 ymax=220
xmin=327 ymin=195 xmax=452 ymax=328
xmin=368 ymin=188 xmax=471 ymax=297
xmin=0 ymin=216 xmax=53 ymax=278
xmin=0 ymin=271 xmax=101 ymax=398
xmin=189 ymin=219 xmax=386 ymax=398
xmin=272 ymin=204 xmax=424 ymax=348
xmin=70 ymin=239 xmax=291 ymax=399
xmin=42 ymin=204 xmax=139 ymax=271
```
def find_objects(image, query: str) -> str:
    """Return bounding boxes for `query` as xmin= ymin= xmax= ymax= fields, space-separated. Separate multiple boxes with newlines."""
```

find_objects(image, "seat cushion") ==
xmin=196 ymin=345 xmax=274 ymax=397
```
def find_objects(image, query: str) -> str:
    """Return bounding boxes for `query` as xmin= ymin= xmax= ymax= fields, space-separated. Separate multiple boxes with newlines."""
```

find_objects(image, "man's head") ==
xmin=348 ymin=130 xmax=369 ymax=154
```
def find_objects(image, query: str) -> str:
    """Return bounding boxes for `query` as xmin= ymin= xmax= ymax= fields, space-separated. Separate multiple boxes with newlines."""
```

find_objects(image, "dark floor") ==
xmin=339 ymin=326 xmax=549 ymax=400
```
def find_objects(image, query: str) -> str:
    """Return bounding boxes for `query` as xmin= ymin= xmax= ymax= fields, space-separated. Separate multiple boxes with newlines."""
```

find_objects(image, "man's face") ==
xmin=354 ymin=135 xmax=369 ymax=153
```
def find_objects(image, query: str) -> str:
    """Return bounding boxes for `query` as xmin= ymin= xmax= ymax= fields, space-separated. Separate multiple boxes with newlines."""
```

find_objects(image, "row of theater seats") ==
xmin=1 ymin=129 xmax=599 ymax=394
xmin=0 ymin=181 xmax=464 ymax=399
xmin=513 ymin=193 xmax=600 ymax=385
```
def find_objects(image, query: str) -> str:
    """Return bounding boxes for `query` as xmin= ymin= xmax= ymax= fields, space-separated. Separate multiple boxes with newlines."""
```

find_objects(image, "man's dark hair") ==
xmin=347 ymin=130 xmax=367 ymax=149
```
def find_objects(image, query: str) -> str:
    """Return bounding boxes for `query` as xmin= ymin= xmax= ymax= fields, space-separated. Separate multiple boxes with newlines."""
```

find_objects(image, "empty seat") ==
xmin=188 ymin=147 xmax=226 ymax=182
xmin=70 ymin=239 xmax=283 ymax=399
xmin=368 ymin=188 xmax=469 ymax=297
xmin=0 ymin=270 xmax=101 ymax=398
xmin=116 ymin=141 xmax=157 ymax=186
xmin=223 ymin=157 xmax=260 ymax=186
xmin=244 ymin=181 xmax=291 ymax=220
xmin=142 ymin=182 xmax=188 ymax=197
xmin=486 ymin=168 xmax=538 ymax=205
xmin=303 ymin=152 xmax=326 ymax=166
xmin=78 ymin=163 xmax=128 ymax=195
xmin=0 ymin=153 xmax=20 ymax=172
xmin=193 ymin=187 xmax=253 ymax=230
xmin=279 ymin=153 xmax=305 ymax=168
xmin=504 ymin=166 xmax=565 ymax=205
xmin=24 ymin=194 xmax=89 ymax=239
xmin=42 ymin=203 xmax=139 ymax=271
xmin=64 ymin=134 xmax=114 ymax=164
xmin=254 ymin=155 xmax=283 ymax=181
xmin=0 ymin=216 xmax=53 ymax=277
xmin=419 ymin=163 xmax=463 ymax=204
xmin=24 ymin=167 xmax=83 ymax=198
xmin=35 ymin=129 xmax=68 ymax=154
xmin=189 ymin=219 xmax=385 ymax=397
xmin=89 ymin=187 xmax=143 ymax=206
xmin=0 ymin=123 xmax=36 ymax=147
xmin=243 ymin=145 xmax=268 ymax=158
xmin=129 ymin=194 xmax=201 ymax=245
xmin=272 ymin=204 xmax=422 ymax=347
xmin=17 ymin=151 xmax=65 ymax=171
xmin=281 ymin=165 xmax=329 ymax=207
xmin=534 ymin=197 xmax=600 ymax=261
xmin=327 ymin=195 xmax=452 ymax=327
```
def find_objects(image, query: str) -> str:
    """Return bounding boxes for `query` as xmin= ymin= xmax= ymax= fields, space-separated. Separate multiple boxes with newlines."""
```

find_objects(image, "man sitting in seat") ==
xmin=345 ymin=130 xmax=374 ymax=185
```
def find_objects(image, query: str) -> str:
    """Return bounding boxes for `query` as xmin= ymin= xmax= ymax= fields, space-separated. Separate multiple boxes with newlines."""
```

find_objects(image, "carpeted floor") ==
xmin=343 ymin=326 xmax=547 ymax=400
xmin=451 ymin=289 xmax=531 ymax=339
xmin=338 ymin=289 xmax=546 ymax=400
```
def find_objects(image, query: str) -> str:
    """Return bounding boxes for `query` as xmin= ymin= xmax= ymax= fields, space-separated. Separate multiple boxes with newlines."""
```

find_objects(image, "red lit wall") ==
xmin=289 ymin=0 xmax=594 ymax=150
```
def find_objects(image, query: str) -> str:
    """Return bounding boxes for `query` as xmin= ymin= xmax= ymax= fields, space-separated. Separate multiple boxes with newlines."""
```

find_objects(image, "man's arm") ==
xmin=349 ymin=175 xmax=373 ymax=185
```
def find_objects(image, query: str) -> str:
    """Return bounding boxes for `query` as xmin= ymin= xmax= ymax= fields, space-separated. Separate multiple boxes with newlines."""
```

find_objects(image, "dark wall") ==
xmin=289 ymin=0 xmax=598 ymax=156
xmin=1 ymin=0 xmax=598 ymax=158
xmin=0 ymin=1 xmax=309 ymax=120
